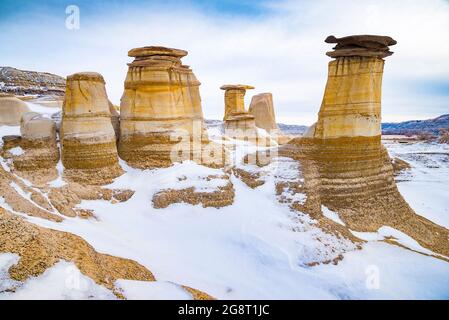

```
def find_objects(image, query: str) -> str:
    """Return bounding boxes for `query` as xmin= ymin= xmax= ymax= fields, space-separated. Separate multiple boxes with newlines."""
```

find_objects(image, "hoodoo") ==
xmin=248 ymin=92 xmax=279 ymax=132
xmin=281 ymin=35 xmax=449 ymax=257
xmin=118 ymin=46 xmax=220 ymax=168
xmin=221 ymin=84 xmax=258 ymax=140
xmin=307 ymin=35 xmax=396 ymax=139
xmin=17 ymin=113 xmax=59 ymax=177
xmin=61 ymin=72 xmax=121 ymax=184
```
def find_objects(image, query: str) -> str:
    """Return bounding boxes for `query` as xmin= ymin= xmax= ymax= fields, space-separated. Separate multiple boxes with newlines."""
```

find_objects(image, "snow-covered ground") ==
xmin=0 ymin=116 xmax=448 ymax=299
xmin=385 ymin=141 xmax=449 ymax=229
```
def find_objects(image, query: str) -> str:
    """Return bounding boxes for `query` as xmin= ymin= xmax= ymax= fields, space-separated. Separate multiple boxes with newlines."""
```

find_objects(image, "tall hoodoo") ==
xmin=310 ymin=35 xmax=396 ymax=139
xmin=61 ymin=72 xmax=121 ymax=184
xmin=221 ymin=84 xmax=254 ymax=121
xmin=281 ymin=35 xmax=449 ymax=257
xmin=221 ymin=84 xmax=258 ymax=139
xmin=118 ymin=46 xmax=215 ymax=168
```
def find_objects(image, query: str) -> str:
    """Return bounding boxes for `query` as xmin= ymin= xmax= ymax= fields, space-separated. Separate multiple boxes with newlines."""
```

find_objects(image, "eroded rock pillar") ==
xmin=221 ymin=84 xmax=258 ymax=140
xmin=61 ymin=72 xmax=121 ymax=184
xmin=281 ymin=35 xmax=449 ymax=257
xmin=118 ymin=46 xmax=222 ymax=168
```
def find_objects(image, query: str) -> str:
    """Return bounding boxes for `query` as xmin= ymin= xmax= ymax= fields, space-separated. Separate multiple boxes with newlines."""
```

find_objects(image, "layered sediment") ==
xmin=0 ymin=66 xmax=66 ymax=97
xmin=119 ymin=46 xmax=224 ymax=168
xmin=12 ymin=112 xmax=59 ymax=183
xmin=221 ymin=84 xmax=258 ymax=141
xmin=280 ymin=35 xmax=449 ymax=257
xmin=61 ymin=72 xmax=122 ymax=184
xmin=0 ymin=207 xmax=154 ymax=291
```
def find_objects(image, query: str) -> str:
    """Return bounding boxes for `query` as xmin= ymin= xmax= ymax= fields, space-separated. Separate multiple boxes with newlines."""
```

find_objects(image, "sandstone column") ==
xmin=248 ymin=92 xmax=279 ymax=132
xmin=61 ymin=72 xmax=121 ymax=184
xmin=220 ymin=85 xmax=258 ymax=140
xmin=309 ymin=35 xmax=396 ymax=139
xmin=280 ymin=35 xmax=449 ymax=257
xmin=221 ymin=84 xmax=254 ymax=121
xmin=119 ymin=46 xmax=220 ymax=168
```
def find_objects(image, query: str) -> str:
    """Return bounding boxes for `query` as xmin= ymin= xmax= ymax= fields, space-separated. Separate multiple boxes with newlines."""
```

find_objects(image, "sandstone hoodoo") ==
xmin=0 ymin=95 xmax=30 ymax=126
xmin=281 ymin=35 xmax=449 ymax=257
xmin=118 ymin=46 xmax=221 ymax=168
xmin=248 ymin=92 xmax=279 ymax=132
xmin=307 ymin=34 xmax=396 ymax=139
xmin=222 ymin=84 xmax=254 ymax=121
xmin=13 ymin=112 xmax=59 ymax=182
xmin=61 ymin=72 xmax=121 ymax=184
xmin=221 ymin=84 xmax=258 ymax=140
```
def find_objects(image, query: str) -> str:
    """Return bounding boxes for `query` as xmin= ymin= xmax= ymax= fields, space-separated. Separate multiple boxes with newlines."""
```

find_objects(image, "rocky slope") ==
xmin=0 ymin=67 xmax=65 ymax=97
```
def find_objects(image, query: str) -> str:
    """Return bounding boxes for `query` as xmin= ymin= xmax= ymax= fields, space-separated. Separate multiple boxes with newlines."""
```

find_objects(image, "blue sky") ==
xmin=1 ymin=0 xmax=448 ymax=124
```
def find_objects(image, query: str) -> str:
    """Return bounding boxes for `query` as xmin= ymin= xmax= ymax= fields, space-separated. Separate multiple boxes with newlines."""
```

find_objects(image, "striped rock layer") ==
xmin=119 ymin=46 xmax=222 ymax=168
xmin=281 ymin=35 xmax=449 ymax=257
xmin=221 ymin=84 xmax=258 ymax=142
xmin=15 ymin=112 xmax=59 ymax=183
xmin=61 ymin=72 xmax=121 ymax=184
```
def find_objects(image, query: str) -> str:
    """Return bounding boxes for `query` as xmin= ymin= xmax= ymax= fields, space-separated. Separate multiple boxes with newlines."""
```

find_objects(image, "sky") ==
xmin=1 ymin=0 xmax=448 ymax=125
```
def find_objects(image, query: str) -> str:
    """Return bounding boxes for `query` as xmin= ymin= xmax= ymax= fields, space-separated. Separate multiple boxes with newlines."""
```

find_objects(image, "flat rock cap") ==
xmin=67 ymin=72 xmax=105 ymax=83
xmin=325 ymin=35 xmax=397 ymax=46
xmin=325 ymin=34 xmax=397 ymax=58
xmin=220 ymin=84 xmax=255 ymax=91
xmin=128 ymin=46 xmax=188 ymax=58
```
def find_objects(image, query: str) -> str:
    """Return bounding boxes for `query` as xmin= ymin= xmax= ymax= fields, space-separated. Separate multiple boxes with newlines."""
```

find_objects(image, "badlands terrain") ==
xmin=0 ymin=35 xmax=448 ymax=300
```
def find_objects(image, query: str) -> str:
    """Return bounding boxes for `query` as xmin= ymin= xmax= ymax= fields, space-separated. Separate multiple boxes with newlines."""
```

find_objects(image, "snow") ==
xmin=48 ymin=160 xmax=67 ymax=187
xmin=313 ymin=242 xmax=449 ymax=299
xmin=385 ymin=141 xmax=449 ymax=229
xmin=8 ymin=146 xmax=24 ymax=156
xmin=115 ymin=280 xmax=193 ymax=300
xmin=321 ymin=206 xmax=345 ymax=226
xmin=25 ymin=101 xmax=59 ymax=118
xmin=0 ymin=125 xmax=20 ymax=140
xmin=377 ymin=226 xmax=439 ymax=256
xmin=0 ymin=259 xmax=116 ymax=300
xmin=0 ymin=131 xmax=448 ymax=299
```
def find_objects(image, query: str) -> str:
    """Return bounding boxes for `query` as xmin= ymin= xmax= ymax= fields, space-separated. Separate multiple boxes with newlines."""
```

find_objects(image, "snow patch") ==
xmin=116 ymin=280 xmax=193 ymax=300
xmin=8 ymin=146 xmax=24 ymax=156
xmin=321 ymin=206 xmax=345 ymax=226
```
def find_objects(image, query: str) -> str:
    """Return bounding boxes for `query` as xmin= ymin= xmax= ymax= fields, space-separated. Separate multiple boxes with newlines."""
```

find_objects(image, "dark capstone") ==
xmin=325 ymin=34 xmax=397 ymax=59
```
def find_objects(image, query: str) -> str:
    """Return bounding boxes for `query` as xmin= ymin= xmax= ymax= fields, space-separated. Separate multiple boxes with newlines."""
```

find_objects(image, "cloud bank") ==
xmin=1 ymin=0 xmax=448 ymax=124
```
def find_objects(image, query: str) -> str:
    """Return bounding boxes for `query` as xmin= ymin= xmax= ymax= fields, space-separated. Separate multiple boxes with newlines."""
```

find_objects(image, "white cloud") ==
xmin=0 ymin=0 xmax=448 ymax=124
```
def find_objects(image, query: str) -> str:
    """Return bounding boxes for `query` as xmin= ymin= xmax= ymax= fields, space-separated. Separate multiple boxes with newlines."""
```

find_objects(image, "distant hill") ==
xmin=0 ymin=66 xmax=65 ymax=96
xmin=382 ymin=114 xmax=449 ymax=135
xmin=205 ymin=119 xmax=309 ymax=135
xmin=277 ymin=123 xmax=308 ymax=135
